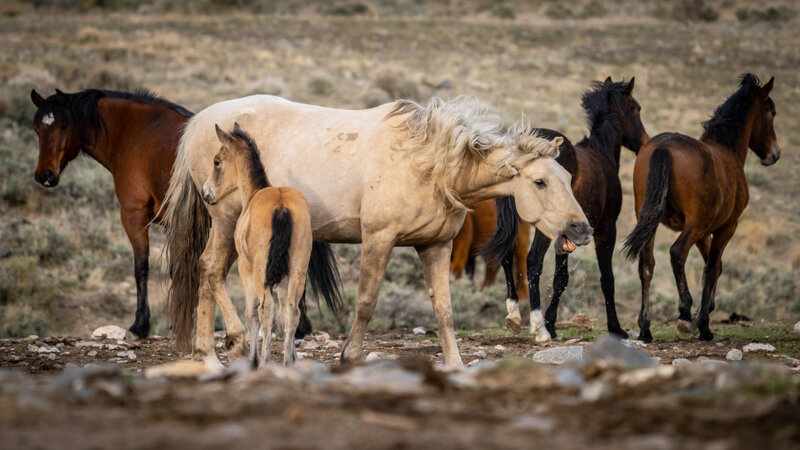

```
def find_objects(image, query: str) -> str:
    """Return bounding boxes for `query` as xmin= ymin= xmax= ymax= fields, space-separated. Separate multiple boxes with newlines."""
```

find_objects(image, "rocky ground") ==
xmin=1 ymin=325 xmax=799 ymax=449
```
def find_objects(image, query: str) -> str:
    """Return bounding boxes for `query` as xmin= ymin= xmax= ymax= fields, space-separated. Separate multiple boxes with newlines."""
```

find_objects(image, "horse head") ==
xmin=30 ymin=89 xmax=81 ymax=188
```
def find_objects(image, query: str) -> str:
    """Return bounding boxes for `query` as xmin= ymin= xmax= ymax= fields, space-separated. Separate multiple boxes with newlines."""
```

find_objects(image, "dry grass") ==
xmin=0 ymin=0 xmax=798 ymax=337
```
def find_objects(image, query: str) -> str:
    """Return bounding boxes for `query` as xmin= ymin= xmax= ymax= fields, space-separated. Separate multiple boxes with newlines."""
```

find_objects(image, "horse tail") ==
xmin=266 ymin=207 xmax=293 ymax=288
xmin=623 ymin=148 xmax=671 ymax=260
xmin=481 ymin=196 xmax=519 ymax=264
xmin=307 ymin=241 xmax=343 ymax=315
xmin=163 ymin=120 xmax=211 ymax=352
xmin=295 ymin=289 xmax=313 ymax=339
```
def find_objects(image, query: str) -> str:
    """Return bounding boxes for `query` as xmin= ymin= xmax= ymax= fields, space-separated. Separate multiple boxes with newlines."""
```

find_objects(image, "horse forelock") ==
xmin=386 ymin=95 xmax=506 ymax=210
xmin=496 ymin=122 xmax=561 ymax=172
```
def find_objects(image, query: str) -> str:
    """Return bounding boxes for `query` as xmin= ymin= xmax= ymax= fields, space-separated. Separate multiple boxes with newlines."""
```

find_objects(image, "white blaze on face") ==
xmin=41 ymin=113 xmax=55 ymax=126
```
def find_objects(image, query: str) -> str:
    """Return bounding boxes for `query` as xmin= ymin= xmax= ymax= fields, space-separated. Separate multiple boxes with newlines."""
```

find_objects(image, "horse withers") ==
xmin=623 ymin=74 xmax=781 ymax=342
xmin=206 ymin=123 xmax=316 ymax=367
xmin=163 ymin=95 xmax=592 ymax=367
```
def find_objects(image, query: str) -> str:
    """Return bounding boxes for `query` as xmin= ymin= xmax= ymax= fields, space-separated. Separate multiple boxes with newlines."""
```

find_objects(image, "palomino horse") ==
xmin=450 ymin=200 xmax=530 ymax=302
xmin=30 ymin=88 xmax=192 ymax=338
xmin=484 ymin=78 xmax=649 ymax=340
xmin=163 ymin=95 xmax=592 ymax=367
xmin=208 ymin=123 xmax=315 ymax=367
xmin=624 ymin=74 xmax=780 ymax=342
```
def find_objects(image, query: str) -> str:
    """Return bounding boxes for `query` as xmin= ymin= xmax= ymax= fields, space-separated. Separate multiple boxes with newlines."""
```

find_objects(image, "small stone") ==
xmin=627 ymin=329 xmax=640 ymax=339
xmin=315 ymin=332 xmax=331 ymax=342
xmin=564 ymin=339 xmax=580 ymax=345
xmin=532 ymin=346 xmax=583 ymax=365
xmin=726 ymin=349 xmax=743 ymax=361
xmin=474 ymin=350 xmax=487 ymax=358
xmin=296 ymin=351 xmax=310 ymax=359
xmin=92 ymin=325 xmax=128 ymax=340
xmin=793 ymin=321 xmax=800 ymax=334
xmin=466 ymin=359 xmax=482 ymax=367
xmin=672 ymin=358 xmax=692 ymax=367
xmin=494 ymin=344 xmax=506 ymax=351
xmin=24 ymin=335 xmax=39 ymax=341
xmin=365 ymin=351 xmax=398 ymax=362
xmin=117 ymin=350 xmax=136 ymax=360
xmin=783 ymin=356 xmax=799 ymax=367
xmin=743 ymin=343 xmax=776 ymax=353
xmin=302 ymin=341 xmax=320 ymax=350
xmin=412 ymin=327 xmax=426 ymax=335
xmin=324 ymin=340 xmax=340 ymax=350
xmin=27 ymin=344 xmax=39 ymax=353
xmin=87 ymin=350 xmax=98 ymax=357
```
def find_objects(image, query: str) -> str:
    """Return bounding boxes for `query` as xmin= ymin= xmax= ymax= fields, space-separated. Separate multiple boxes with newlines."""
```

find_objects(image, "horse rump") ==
xmin=623 ymin=148 xmax=671 ymax=260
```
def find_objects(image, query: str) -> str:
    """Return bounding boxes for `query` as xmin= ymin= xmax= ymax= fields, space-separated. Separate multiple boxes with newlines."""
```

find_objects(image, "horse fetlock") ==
xmin=676 ymin=318 xmax=696 ymax=336
xmin=530 ymin=309 xmax=551 ymax=342
xmin=505 ymin=299 xmax=522 ymax=333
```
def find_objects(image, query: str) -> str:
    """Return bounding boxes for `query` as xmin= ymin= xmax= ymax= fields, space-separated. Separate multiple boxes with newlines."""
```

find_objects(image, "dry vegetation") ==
xmin=0 ymin=0 xmax=798 ymax=339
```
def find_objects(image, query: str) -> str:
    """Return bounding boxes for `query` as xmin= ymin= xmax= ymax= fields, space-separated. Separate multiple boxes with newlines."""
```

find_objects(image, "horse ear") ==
xmin=760 ymin=76 xmax=774 ymax=98
xmin=604 ymin=76 xmax=612 ymax=84
xmin=55 ymin=89 xmax=67 ymax=105
xmin=215 ymin=123 xmax=232 ymax=146
xmin=625 ymin=77 xmax=635 ymax=94
xmin=31 ymin=89 xmax=45 ymax=107
xmin=233 ymin=122 xmax=243 ymax=135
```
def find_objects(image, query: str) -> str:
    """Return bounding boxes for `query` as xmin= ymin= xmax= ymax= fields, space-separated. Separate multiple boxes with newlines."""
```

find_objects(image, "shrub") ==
xmin=490 ymin=4 xmax=515 ymax=20
xmin=373 ymin=70 xmax=419 ymax=100
xmin=307 ymin=73 xmax=334 ymax=96
xmin=545 ymin=3 xmax=573 ymax=19
xmin=582 ymin=1 xmax=607 ymax=18
xmin=325 ymin=3 xmax=370 ymax=16
xmin=671 ymin=0 xmax=718 ymax=22
xmin=736 ymin=6 xmax=795 ymax=22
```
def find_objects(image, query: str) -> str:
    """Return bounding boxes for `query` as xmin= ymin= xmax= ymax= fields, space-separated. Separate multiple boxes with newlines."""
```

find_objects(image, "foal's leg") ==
xmin=527 ymin=230 xmax=552 ymax=342
xmin=120 ymin=206 xmax=152 ymax=339
xmin=341 ymin=234 xmax=395 ymax=363
xmin=257 ymin=284 xmax=276 ymax=367
xmin=500 ymin=251 xmax=521 ymax=333
xmin=637 ymin=238 xmax=656 ymax=343
xmin=416 ymin=242 xmax=464 ymax=366
xmin=696 ymin=224 xmax=735 ymax=341
xmin=671 ymin=225 xmax=701 ymax=335
xmin=594 ymin=223 xmax=628 ymax=338
xmin=281 ymin=271 xmax=306 ymax=365
xmin=238 ymin=256 xmax=260 ymax=367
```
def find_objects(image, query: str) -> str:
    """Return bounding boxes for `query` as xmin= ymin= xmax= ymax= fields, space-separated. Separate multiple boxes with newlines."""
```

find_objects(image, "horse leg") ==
xmin=257 ymin=284 xmax=276 ymax=368
xmin=671 ymin=226 xmax=700 ymax=335
xmin=120 ymin=207 xmax=151 ymax=339
xmin=637 ymin=238 xmax=656 ymax=343
xmin=340 ymin=234 xmax=395 ymax=363
xmin=450 ymin=215 xmax=473 ymax=278
xmin=500 ymin=251 xmax=521 ymax=333
xmin=514 ymin=222 xmax=530 ymax=306
xmin=544 ymin=252 xmax=568 ymax=339
xmin=416 ymin=242 xmax=464 ymax=366
xmin=594 ymin=223 xmax=627 ymax=338
xmin=480 ymin=260 xmax=500 ymax=291
xmin=695 ymin=235 xmax=713 ymax=312
xmin=238 ymin=256 xmax=260 ymax=368
xmin=696 ymin=224 xmax=735 ymax=341
xmin=281 ymin=271 xmax=305 ymax=365
xmin=527 ymin=230 xmax=551 ymax=342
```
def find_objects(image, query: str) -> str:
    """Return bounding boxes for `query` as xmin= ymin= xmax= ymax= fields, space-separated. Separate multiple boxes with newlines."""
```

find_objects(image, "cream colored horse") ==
xmin=164 ymin=95 xmax=592 ymax=368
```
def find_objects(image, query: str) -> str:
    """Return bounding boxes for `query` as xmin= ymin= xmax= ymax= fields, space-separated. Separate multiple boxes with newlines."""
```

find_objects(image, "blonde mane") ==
xmin=386 ymin=95 xmax=561 ymax=210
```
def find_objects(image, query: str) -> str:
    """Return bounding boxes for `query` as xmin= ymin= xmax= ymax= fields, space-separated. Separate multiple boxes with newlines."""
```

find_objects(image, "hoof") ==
xmin=545 ymin=324 xmax=557 ymax=339
xmin=505 ymin=315 xmax=522 ymax=333
xmin=676 ymin=319 xmax=696 ymax=336
xmin=226 ymin=335 xmax=249 ymax=359
xmin=193 ymin=352 xmax=224 ymax=370
xmin=128 ymin=322 xmax=150 ymax=339
xmin=533 ymin=329 xmax=552 ymax=343
xmin=638 ymin=331 xmax=653 ymax=343
xmin=698 ymin=330 xmax=714 ymax=342
xmin=609 ymin=327 xmax=629 ymax=339
xmin=529 ymin=309 xmax=551 ymax=342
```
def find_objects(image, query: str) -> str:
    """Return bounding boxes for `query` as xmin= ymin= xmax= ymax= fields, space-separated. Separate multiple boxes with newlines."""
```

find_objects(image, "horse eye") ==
xmin=213 ymin=159 xmax=220 ymax=168
xmin=534 ymin=179 xmax=547 ymax=188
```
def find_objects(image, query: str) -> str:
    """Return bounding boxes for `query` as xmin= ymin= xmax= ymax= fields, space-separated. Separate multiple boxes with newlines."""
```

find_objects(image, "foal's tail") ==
xmin=623 ymin=148 xmax=671 ymax=260
xmin=266 ymin=207 xmax=293 ymax=288
xmin=481 ymin=196 xmax=519 ymax=264
xmin=163 ymin=123 xmax=211 ymax=352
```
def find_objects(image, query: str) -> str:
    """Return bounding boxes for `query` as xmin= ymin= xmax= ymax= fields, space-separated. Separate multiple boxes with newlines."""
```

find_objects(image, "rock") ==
xmin=584 ymin=336 xmax=657 ymax=370
xmin=743 ymin=343 xmax=776 ymax=352
xmin=783 ymin=356 xmax=799 ymax=367
xmin=87 ymin=350 xmax=98 ymax=357
xmin=116 ymin=350 xmax=136 ymax=360
xmin=365 ymin=351 xmax=399 ymax=362
xmin=726 ymin=349 xmax=743 ymax=361
xmin=564 ymin=338 xmax=580 ymax=345
xmin=412 ymin=327 xmax=426 ymax=335
xmin=92 ymin=325 xmax=128 ymax=340
xmin=627 ymin=329 xmax=640 ymax=339
xmin=323 ymin=340 xmax=340 ymax=350
xmin=333 ymin=360 xmax=431 ymax=395
xmin=494 ymin=344 xmax=506 ymax=351
xmin=302 ymin=341 xmax=320 ymax=350
xmin=793 ymin=320 xmax=800 ymax=334
xmin=532 ymin=346 xmax=583 ymax=365
xmin=27 ymin=344 xmax=39 ymax=353
xmin=145 ymin=360 xmax=220 ymax=379
xmin=296 ymin=351 xmax=310 ymax=359
xmin=466 ymin=359 xmax=482 ymax=367
xmin=314 ymin=332 xmax=331 ymax=342
xmin=672 ymin=358 xmax=692 ymax=366
xmin=474 ymin=350 xmax=487 ymax=358
xmin=24 ymin=335 xmax=39 ymax=341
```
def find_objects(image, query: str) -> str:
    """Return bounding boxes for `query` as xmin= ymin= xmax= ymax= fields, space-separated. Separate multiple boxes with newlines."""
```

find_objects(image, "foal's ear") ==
xmin=215 ymin=123 xmax=233 ymax=146
xmin=55 ymin=89 xmax=68 ymax=105
xmin=31 ymin=89 xmax=45 ymax=107
xmin=604 ymin=76 xmax=612 ymax=84
xmin=760 ymin=76 xmax=774 ymax=99
xmin=624 ymin=77 xmax=635 ymax=94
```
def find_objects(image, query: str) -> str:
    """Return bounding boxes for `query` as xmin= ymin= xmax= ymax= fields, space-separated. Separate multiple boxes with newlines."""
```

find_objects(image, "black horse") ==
xmin=484 ymin=77 xmax=649 ymax=340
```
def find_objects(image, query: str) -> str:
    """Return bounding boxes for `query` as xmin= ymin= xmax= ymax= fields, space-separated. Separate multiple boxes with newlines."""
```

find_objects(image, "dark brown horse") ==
xmin=623 ymin=74 xmax=780 ymax=342
xmin=30 ymin=88 xmax=193 ymax=338
xmin=450 ymin=200 xmax=530 ymax=301
xmin=485 ymin=78 xmax=649 ymax=341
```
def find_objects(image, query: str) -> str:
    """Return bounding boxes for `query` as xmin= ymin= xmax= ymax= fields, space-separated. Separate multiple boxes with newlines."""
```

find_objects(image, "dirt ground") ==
xmin=1 ymin=327 xmax=799 ymax=449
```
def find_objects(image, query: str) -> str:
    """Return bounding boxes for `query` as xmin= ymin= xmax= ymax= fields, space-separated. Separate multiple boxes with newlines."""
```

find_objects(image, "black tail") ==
xmin=307 ymin=241 xmax=343 ymax=315
xmin=294 ymin=289 xmax=313 ymax=339
xmin=266 ymin=207 xmax=293 ymax=288
xmin=481 ymin=196 xmax=519 ymax=264
xmin=623 ymin=148 xmax=671 ymax=260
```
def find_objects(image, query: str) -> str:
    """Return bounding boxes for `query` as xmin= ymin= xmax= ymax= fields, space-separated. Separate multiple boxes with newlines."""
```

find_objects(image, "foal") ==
xmin=210 ymin=123 xmax=312 ymax=366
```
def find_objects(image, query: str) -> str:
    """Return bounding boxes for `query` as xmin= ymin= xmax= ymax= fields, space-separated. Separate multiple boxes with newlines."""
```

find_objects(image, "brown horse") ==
xmin=623 ymin=74 xmax=780 ymax=342
xmin=485 ymin=78 xmax=649 ymax=340
xmin=450 ymin=200 xmax=530 ymax=301
xmin=30 ymin=88 xmax=193 ymax=338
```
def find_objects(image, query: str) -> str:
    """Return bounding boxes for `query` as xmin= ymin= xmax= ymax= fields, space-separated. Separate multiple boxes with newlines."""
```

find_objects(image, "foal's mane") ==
xmin=229 ymin=126 xmax=270 ymax=190
xmin=579 ymin=79 xmax=630 ymax=163
xmin=701 ymin=74 xmax=764 ymax=150
xmin=34 ymin=88 xmax=193 ymax=145
xmin=386 ymin=95 xmax=559 ymax=210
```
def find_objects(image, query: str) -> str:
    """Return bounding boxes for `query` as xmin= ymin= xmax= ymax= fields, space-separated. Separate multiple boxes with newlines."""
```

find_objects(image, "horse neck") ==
xmin=233 ymin=150 xmax=265 ymax=207
xmin=585 ymin=114 xmax=622 ymax=169
xmin=453 ymin=147 xmax=513 ymax=206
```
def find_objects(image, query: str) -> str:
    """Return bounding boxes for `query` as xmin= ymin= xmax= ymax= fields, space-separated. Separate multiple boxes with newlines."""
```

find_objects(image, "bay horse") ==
xmin=163 ymin=94 xmax=592 ymax=367
xmin=30 ymin=88 xmax=193 ymax=338
xmin=28 ymin=88 xmax=332 ymax=341
xmin=484 ymin=77 xmax=649 ymax=341
xmin=623 ymin=74 xmax=780 ymax=342
xmin=450 ymin=200 xmax=530 ymax=302
xmin=208 ymin=123 xmax=315 ymax=367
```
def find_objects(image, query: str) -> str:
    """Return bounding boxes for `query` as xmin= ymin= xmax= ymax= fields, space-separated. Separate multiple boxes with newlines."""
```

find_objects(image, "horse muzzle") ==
xmin=760 ymin=147 xmax=781 ymax=166
xmin=554 ymin=221 xmax=593 ymax=255
xmin=201 ymin=184 xmax=217 ymax=205
xmin=34 ymin=169 xmax=59 ymax=188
